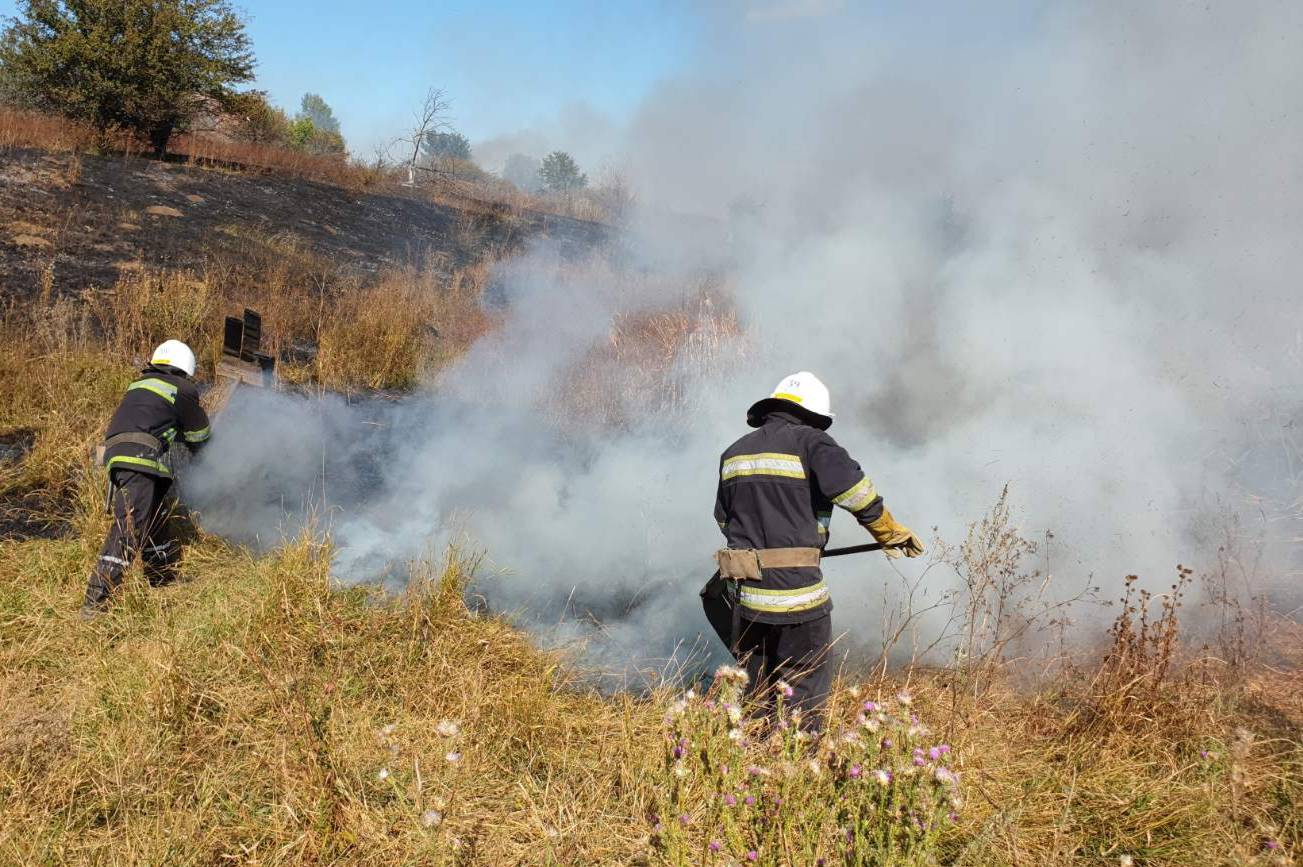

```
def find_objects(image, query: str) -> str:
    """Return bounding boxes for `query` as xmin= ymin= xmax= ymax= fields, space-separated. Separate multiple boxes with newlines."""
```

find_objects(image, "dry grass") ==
xmin=559 ymin=276 xmax=745 ymax=430
xmin=0 ymin=526 xmax=1298 ymax=864
xmin=0 ymin=538 xmax=667 ymax=864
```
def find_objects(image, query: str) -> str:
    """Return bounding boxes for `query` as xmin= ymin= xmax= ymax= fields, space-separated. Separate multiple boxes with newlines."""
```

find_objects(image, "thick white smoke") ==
xmin=186 ymin=1 xmax=1302 ymax=679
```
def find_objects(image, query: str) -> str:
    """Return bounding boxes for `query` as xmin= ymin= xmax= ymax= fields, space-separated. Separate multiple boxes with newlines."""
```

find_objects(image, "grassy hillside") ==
xmin=0 ymin=140 xmax=1300 ymax=866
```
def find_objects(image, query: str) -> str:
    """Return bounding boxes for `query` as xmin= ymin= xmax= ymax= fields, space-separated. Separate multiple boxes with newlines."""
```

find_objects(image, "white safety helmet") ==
xmin=747 ymin=371 xmax=835 ymax=430
xmin=150 ymin=339 xmax=196 ymax=377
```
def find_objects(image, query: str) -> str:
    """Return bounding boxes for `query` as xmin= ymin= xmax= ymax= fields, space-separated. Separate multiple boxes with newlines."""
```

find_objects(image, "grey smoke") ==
xmin=186 ymin=1 xmax=1303 ymax=678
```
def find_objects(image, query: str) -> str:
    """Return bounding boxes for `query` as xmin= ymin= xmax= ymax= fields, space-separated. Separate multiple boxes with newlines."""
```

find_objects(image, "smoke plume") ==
xmin=186 ymin=1 xmax=1303 ymax=679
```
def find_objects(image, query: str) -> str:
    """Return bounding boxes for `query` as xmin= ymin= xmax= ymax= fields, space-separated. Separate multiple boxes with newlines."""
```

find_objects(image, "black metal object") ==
xmin=821 ymin=541 xmax=904 ymax=558
xmin=219 ymin=308 xmax=276 ymax=387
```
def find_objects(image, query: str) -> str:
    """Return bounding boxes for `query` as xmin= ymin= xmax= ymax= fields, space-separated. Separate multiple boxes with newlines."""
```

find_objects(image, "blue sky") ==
xmin=0 ymin=0 xmax=700 ymax=159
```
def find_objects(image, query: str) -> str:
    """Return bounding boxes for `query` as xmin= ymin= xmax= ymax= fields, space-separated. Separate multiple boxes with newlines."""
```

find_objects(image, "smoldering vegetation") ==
xmin=186 ymin=1 xmax=1302 ymax=680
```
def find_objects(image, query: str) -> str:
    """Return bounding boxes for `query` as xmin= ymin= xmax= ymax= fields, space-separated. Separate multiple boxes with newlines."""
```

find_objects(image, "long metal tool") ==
xmin=822 ymin=541 xmax=906 ymax=558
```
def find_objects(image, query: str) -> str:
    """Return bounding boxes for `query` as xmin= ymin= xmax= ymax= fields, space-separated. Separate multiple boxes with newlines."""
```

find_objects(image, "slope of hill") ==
xmin=0 ymin=146 xmax=608 ymax=299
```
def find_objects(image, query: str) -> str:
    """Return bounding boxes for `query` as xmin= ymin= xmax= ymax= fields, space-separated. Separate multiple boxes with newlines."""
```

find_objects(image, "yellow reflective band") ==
xmin=738 ymin=581 xmax=830 ymax=613
xmin=721 ymin=452 xmax=806 ymax=481
xmin=771 ymin=391 xmax=804 ymax=404
xmin=127 ymin=378 xmax=178 ymax=404
xmin=106 ymin=454 xmax=171 ymax=476
xmin=833 ymin=476 xmax=878 ymax=513
xmin=183 ymin=426 xmax=210 ymax=443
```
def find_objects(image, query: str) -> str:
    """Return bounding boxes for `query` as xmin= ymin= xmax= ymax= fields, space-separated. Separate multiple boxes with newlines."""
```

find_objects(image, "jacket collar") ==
xmin=142 ymin=363 xmax=187 ymax=380
xmin=762 ymin=410 xmax=809 ymax=428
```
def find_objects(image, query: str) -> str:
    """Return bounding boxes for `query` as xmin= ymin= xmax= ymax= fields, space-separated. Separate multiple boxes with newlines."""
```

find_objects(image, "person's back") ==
xmin=102 ymin=364 xmax=209 ymax=476
xmin=706 ymin=372 xmax=924 ymax=728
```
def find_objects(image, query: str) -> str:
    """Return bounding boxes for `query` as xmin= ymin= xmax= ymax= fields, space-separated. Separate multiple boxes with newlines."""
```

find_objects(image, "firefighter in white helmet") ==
xmin=82 ymin=340 xmax=211 ymax=616
xmin=703 ymin=371 xmax=924 ymax=728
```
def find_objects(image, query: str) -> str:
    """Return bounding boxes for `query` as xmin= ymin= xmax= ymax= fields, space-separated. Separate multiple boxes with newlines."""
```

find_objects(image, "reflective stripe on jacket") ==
xmin=714 ymin=411 xmax=885 ymax=624
xmin=103 ymin=364 xmax=211 ymax=478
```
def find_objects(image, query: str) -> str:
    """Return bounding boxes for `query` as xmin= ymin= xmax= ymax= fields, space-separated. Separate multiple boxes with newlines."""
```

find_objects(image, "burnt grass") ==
xmin=0 ymin=429 xmax=70 ymax=541
xmin=0 ymin=147 xmax=609 ymax=299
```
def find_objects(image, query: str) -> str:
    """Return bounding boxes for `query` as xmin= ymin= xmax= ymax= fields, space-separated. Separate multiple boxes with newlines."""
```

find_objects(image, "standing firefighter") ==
xmin=82 ymin=340 xmax=211 ymax=615
xmin=703 ymin=372 xmax=924 ymax=728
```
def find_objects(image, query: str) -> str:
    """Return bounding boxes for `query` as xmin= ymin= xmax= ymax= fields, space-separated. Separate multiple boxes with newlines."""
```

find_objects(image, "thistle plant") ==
xmin=652 ymin=668 xmax=960 ymax=866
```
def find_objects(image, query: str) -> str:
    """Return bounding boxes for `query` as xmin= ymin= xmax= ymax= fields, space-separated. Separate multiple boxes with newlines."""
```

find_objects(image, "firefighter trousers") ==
xmin=703 ymin=578 xmax=833 ymax=730
xmin=83 ymin=469 xmax=179 ymax=608
xmin=735 ymin=613 xmax=833 ymax=730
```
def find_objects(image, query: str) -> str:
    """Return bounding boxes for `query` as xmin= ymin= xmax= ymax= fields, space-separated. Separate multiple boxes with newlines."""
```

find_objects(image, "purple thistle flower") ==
xmin=1264 ymin=839 xmax=1281 ymax=851
xmin=913 ymin=756 xmax=927 ymax=766
xmin=672 ymin=744 xmax=685 ymax=759
xmin=939 ymin=744 xmax=952 ymax=755
xmin=849 ymin=764 xmax=863 ymax=779
xmin=882 ymin=737 xmax=894 ymax=749
xmin=912 ymin=747 xmax=925 ymax=759
xmin=745 ymin=794 xmax=756 ymax=806
xmin=709 ymin=840 xmax=721 ymax=852
xmin=773 ymin=795 xmax=783 ymax=807
xmin=863 ymin=700 xmax=878 ymax=713
xmin=723 ymin=794 xmax=738 ymax=807
xmin=747 ymin=851 xmax=759 ymax=862
xmin=910 ymin=713 xmax=920 ymax=725
xmin=929 ymin=746 xmax=943 ymax=761
xmin=679 ymin=813 xmax=690 ymax=826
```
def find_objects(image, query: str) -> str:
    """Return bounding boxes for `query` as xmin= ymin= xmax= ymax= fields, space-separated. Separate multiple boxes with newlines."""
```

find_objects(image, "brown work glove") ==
xmin=867 ymin=509 xmax=925 ymax=559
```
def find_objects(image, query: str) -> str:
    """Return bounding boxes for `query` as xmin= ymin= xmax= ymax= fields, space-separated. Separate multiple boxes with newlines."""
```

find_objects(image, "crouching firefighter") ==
xmin=702 ymin=372 xmax=924 ymax=729
xmin=82 ymin=340 xmax=211 ymax=615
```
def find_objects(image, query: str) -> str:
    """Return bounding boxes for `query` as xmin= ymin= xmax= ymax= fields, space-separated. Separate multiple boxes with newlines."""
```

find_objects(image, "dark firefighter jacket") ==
xmin=714 ymin=410 xmax=885 ymax=625
xmin=102 ymin=364 xmax=211 ymax=478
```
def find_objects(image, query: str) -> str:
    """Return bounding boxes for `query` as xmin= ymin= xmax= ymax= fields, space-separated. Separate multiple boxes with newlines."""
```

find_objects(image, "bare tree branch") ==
xmin=391 ymin=88 xmax=451 ymax=187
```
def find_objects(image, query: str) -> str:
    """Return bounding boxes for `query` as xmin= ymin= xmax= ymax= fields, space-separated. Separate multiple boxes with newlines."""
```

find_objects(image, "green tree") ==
xmin=421 ymin=130 xmax=471 ymax=162
xmin=287 ymin=116 xmax=315 ymax=150
xmin=539 ymin=150 xmax=587 ymax=193
xmin=228 ymin=90 xmax=289 ymax=144
xmin=0 ymin=0 xmax=255 ymax=156
xmin=298 ymin=92 xmax=340 ymax=136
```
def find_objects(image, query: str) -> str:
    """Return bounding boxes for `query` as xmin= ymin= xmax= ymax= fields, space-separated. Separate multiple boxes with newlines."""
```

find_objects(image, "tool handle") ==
xmin=821 ymin=542 xmax=905 ymax=558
